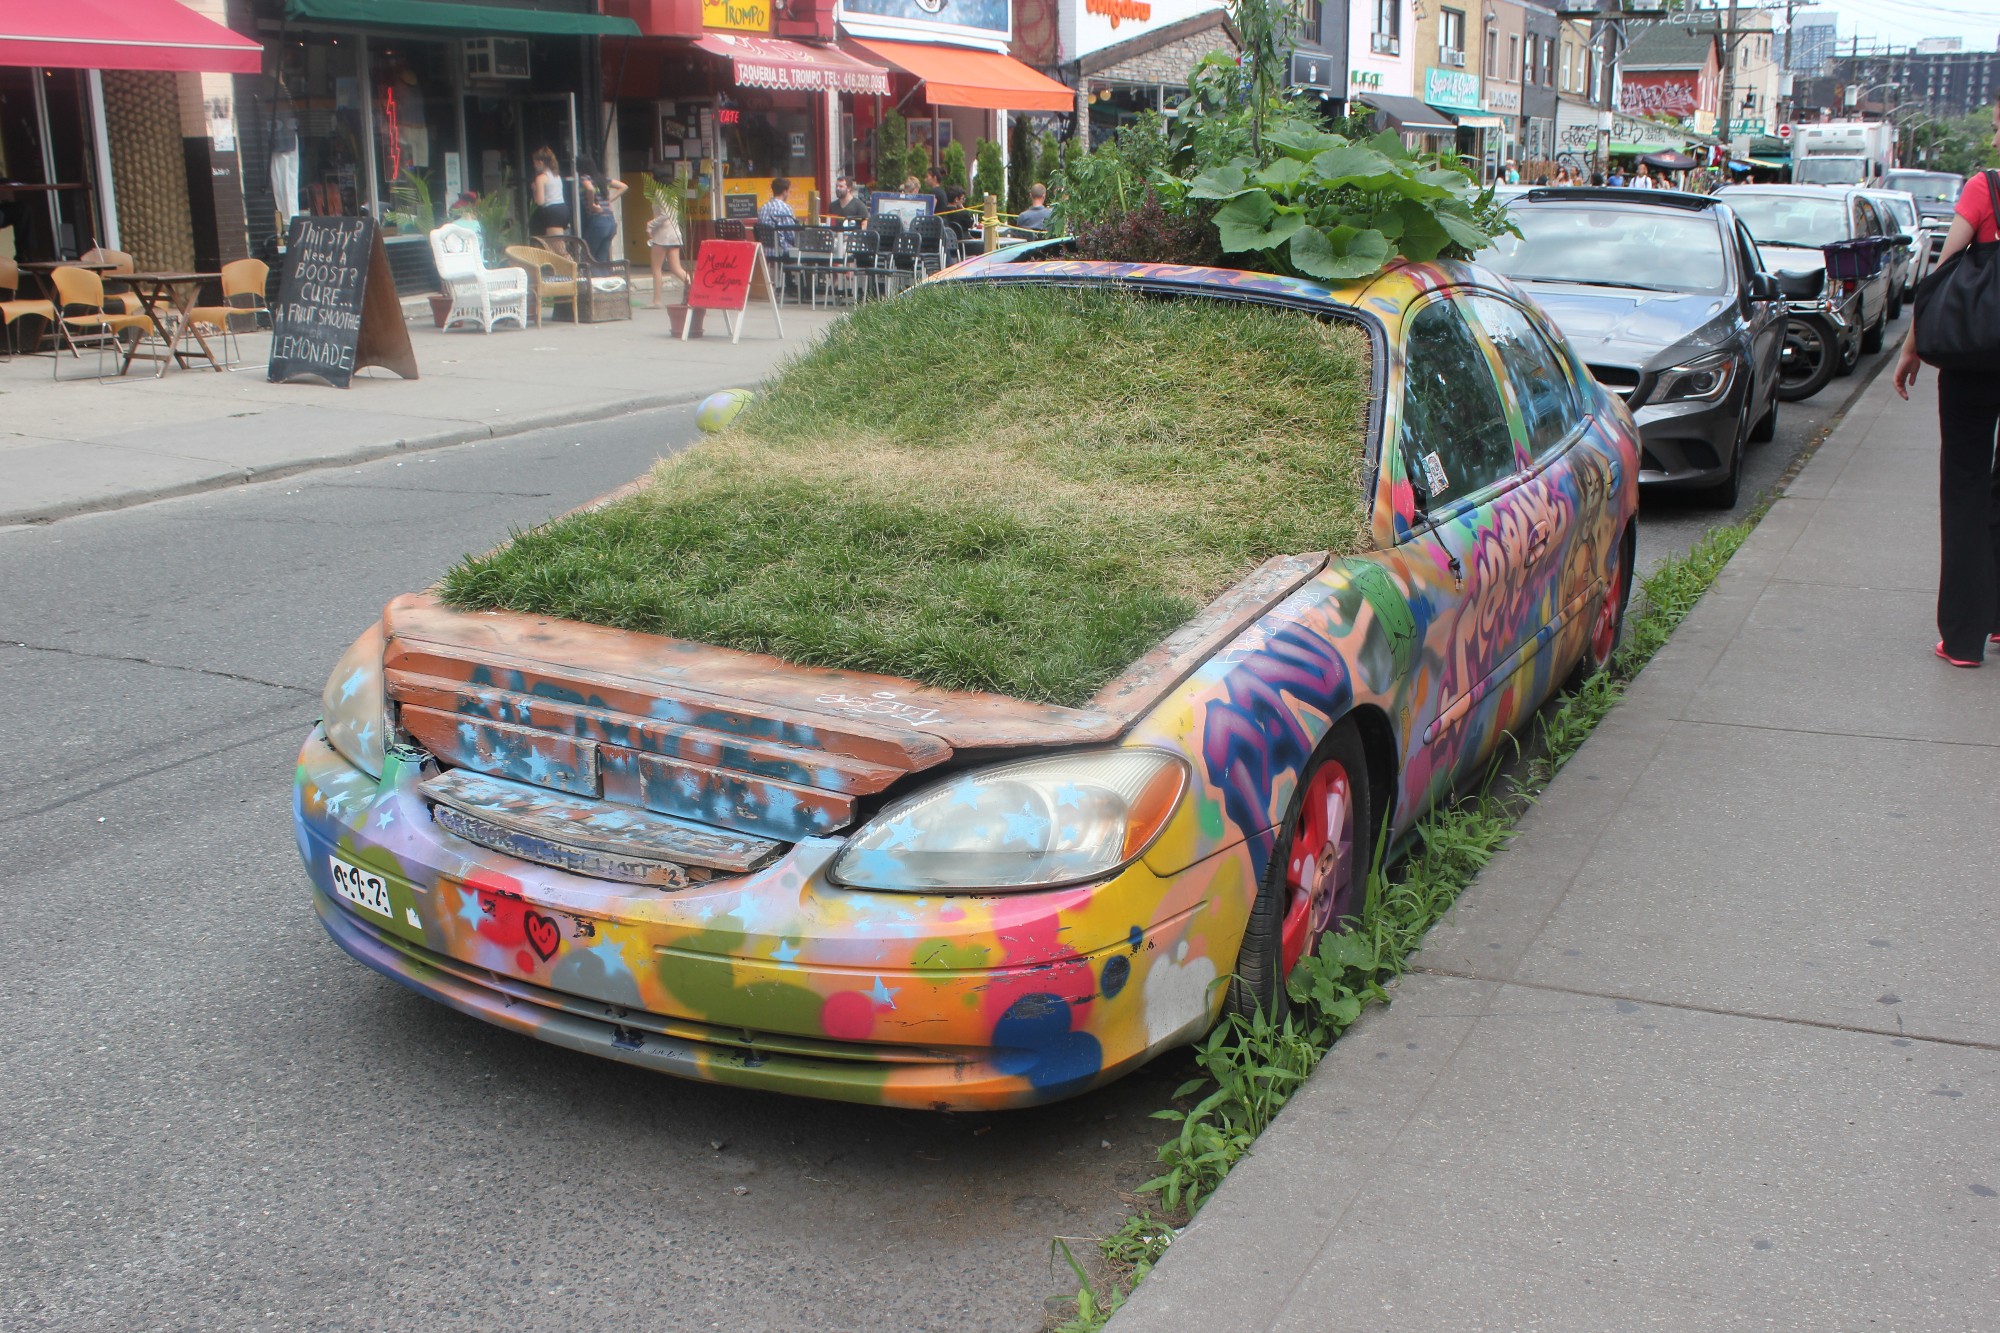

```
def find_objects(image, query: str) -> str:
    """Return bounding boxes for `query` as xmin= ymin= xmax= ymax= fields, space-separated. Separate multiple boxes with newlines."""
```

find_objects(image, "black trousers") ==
xmin=1937 ymin=368 xmax=2000 ymax=661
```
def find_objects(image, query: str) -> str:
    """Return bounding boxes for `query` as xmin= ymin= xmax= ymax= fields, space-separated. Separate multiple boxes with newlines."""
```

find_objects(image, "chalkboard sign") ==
xmin=268 ymin=216 xmax=417 ymax=388
xmin=723 ymin=193 xmax=759 ymax=220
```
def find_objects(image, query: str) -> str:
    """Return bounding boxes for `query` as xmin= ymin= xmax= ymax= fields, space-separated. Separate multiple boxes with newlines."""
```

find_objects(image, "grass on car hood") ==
xmin=438 ymin=283 xmax=1375 ymax=708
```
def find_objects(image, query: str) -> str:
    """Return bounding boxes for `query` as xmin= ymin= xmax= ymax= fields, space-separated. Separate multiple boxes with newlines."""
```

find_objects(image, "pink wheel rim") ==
xmin=1279 ymin=760 xmax=1357 ymax=976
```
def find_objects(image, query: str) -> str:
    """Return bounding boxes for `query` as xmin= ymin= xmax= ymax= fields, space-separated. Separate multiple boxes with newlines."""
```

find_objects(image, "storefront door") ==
xmin=462 ymin=90 xmax=578 ymax=248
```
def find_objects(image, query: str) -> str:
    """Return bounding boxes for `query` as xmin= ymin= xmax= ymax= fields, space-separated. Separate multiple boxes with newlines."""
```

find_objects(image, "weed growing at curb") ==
xmin=1050 ymin=513 xmax=1763 ymax=1330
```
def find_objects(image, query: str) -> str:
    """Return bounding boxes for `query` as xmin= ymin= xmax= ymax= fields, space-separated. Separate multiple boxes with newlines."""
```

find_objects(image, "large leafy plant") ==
xmin=1183 ymin=122 xmax=1509 ymax=281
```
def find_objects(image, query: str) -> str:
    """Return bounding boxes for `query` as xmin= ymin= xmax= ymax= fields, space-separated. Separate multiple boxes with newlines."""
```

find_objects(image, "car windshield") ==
xmin=1795 ymin=157 xmax=1868 ymax=185
xmin=1482 ymin=205 xmax=1728 ymax=294
xmin=1884 ymin=171 xmax=1963 ymax=204
xmin=1725 ymin=194 xmax=1848 ymax=248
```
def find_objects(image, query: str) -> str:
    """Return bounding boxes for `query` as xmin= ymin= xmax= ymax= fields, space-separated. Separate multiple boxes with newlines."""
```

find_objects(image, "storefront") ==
xmin=1 ymin=0 xmax=260 ymax=268
xmin=229 ymin=0 xmax=638 ymax=289
xmin=1052 ymin=1 xmax=1233 ymax=147
xmin=604 ymin=0 xmax=887 ymax=228
xmin=837 ymin=0 xmax=1069 ymax=188
xmin=1419 ymin=65 xmax=1482 ymax=161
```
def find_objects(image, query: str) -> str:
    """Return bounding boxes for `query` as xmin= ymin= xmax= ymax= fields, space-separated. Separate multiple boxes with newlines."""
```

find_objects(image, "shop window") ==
xmin=372 ymin=39 xmax=461 ymax=238
xmin=1372 ymin=0 xmax=1400 ymax=55
xmin=1485 ymin=26 xmax=1497 ymax=78
xmin=274 ymin=35 xmax=365 ymax=220
xmin=1440 ymin=9 xmax=1465 ymax=65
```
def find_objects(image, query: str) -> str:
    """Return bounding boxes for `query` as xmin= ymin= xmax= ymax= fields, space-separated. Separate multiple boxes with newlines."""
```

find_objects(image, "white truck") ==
xmin=1790 ymin=121 xmax=1896 ymax=186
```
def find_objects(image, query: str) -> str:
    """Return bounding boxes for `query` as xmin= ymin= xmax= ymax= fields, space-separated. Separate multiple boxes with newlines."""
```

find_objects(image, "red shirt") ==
xmin=1956 ymin=171 xmax=1999 ymax=243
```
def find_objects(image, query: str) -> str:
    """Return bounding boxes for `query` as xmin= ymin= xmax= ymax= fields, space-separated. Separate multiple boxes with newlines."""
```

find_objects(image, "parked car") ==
xmin=1882 ymin=170 xmax=1965 ymax=275
xmin=295 ymin=256 xmax=1641 ymax=1110
xmin=1717 ymin=184 xmax=1905 ymax=397
xmin=1859 ymin=187 xmax=1924 ymax=308
xmin=1483 ymin=187 xmax=1784 ymax=507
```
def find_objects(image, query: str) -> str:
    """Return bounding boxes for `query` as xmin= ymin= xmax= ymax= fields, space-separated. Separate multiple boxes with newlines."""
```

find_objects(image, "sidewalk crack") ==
xmin=1408 ymin=967 xmax=2000 ymax=1054
xmin=4 ymin=640 xmax=316 ymax=697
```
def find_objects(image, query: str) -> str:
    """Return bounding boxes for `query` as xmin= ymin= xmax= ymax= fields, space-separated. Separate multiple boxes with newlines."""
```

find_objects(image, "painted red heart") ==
xmin=524 ymin=911 xmax=561 ymax=962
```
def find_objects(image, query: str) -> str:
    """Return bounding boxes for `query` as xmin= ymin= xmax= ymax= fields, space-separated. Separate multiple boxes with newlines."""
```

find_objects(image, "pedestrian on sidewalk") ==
xmin=1893 ymin=100 xmax=2000 ymax=668
xmin=577 ymin=158 xmax=626 ymax=264
xmin=530 ymin=148 xmax=569 ymax=239
xmin=644 ymin=175 xmax=689 ymax=309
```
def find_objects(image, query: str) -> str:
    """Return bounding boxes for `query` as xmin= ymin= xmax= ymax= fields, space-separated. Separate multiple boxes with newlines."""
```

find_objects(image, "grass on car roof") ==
xmin=438 ymin=283 xmax=1375 ymax=708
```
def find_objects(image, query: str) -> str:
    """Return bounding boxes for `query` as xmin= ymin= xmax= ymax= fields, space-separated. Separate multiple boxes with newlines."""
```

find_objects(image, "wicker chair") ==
xmin=504 ymin=244 xmax=580 ymax=324
xmin=429 ymin=223 xmax=530 ymax=333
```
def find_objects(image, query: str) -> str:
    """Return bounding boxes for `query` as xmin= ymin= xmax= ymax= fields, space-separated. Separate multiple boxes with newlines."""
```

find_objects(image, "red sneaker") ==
xmin=1936 ymin=642 xmax=1981 ymax=668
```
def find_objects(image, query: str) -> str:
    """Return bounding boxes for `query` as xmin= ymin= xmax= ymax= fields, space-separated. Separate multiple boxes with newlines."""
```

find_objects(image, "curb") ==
xmin=0 ymin=388 xmax=714 ymax=529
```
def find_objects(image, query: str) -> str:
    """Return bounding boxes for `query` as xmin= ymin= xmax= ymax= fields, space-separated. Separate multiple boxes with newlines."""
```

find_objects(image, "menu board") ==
xmin=268 ymin=216 xmax=416 ymax=388
xmin=723 ymin=193 xmax=759 ymax=220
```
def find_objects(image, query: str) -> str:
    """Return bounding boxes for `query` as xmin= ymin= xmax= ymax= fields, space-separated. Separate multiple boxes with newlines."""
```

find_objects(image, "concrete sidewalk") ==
xmin=1113 ymin=367 xmax=2000 ymax=1330
xmin=0 ymin=302 xmax=837 ymax=526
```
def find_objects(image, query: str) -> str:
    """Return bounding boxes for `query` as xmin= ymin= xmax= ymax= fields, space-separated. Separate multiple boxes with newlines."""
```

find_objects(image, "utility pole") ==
xmin=1717 ymin=0 xmax=1740 ymax=151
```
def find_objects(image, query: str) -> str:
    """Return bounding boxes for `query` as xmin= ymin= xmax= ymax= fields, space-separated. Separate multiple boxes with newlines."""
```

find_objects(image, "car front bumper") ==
xmin=1631 ymin=388 xmax=1749 ymax=489
xmin=294 ymin=726 xmax=1247 ymax=1110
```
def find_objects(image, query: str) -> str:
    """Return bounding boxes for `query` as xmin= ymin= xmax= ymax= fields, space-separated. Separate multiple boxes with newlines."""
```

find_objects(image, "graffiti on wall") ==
xmin=1619 ymin=74 xmax=1700 ymax=119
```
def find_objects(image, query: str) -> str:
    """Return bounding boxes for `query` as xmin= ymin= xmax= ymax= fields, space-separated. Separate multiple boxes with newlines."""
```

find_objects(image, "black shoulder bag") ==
xmin=1912 ymin=169 xmax=2000 ymax=372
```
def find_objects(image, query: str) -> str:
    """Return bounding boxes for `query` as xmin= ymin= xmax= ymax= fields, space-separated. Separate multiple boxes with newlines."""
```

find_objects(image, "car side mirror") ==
xmin=1749 ymin=272 xmax=1780 ymax=300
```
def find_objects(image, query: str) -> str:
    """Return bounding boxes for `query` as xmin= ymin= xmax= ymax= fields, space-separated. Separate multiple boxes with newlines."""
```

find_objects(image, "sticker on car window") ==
xmin=1422 ymin=451 xmax=1450 ymax=497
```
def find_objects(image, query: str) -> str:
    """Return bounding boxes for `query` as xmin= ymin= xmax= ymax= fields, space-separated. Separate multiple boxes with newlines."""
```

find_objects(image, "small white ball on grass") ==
xmin=696 ymin=388 xmax=755 ymax=434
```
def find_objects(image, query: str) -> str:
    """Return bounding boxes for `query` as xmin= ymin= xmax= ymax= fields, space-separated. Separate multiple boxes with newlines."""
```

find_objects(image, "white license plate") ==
xmin=330 ymin=855 xmax=394 ymax=919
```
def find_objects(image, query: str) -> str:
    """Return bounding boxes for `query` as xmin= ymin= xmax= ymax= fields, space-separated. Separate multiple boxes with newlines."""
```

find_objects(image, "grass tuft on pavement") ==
xmin=438 ymin=284 xmax=1373 ymax=707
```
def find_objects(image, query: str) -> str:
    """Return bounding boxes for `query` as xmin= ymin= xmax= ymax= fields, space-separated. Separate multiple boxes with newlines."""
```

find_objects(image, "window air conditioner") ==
xmin=1372 ymin=33 xmax=1400 ymax=55
xmin=465 ymin=37 xmax=531 ymax=80
xmin=1442 ymin=48 xmax=1466 ymax=66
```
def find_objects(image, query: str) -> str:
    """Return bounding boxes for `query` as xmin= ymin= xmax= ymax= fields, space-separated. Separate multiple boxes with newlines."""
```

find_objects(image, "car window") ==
xmin=1854 ymin=198 xmax=1881 ymax=236
xmin=1733 ymin=221 xmax=1766 ymax=292
xmin=1724 ymin=193 xmax=1849 ymax=247
xmin=1483 ymin=204 xmax=1729 ymax=295
xmin=1400 ymin=298 xmax=1521 ymax=510
xmin=1464 ymin=295 xmax=1581 ymax=459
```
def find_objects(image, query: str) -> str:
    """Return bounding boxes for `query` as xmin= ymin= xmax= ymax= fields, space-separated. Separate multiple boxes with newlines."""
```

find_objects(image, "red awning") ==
xmin=848 ymin=38 xmax=1072 ymax=112
xmin=693 ymin=34 xmax=889 ymax=96
xmin=0 ymin=0 xmax=263 ymax=74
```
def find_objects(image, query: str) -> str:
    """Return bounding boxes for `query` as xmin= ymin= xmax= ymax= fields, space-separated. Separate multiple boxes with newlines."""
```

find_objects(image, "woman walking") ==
xmin=1893 ymin=99 xmax=2000 ymax=667
xmin=645 ymin=173 xmax=690 ymax=308
xmin=529 ymin=147 xmax=569 ymax=238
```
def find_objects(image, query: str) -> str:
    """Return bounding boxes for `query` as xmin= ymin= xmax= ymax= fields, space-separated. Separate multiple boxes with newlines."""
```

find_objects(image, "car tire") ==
xmin=1887 ymin=286 xmax=1904 ymax=321
xmin=1225 ymin=721 xmax=1375 ymax=1025
xmin=1836 ymin=327 xmax=1861 ymax=377
xmin=1565 ymin=524 xmax=1633 ymax=690
xmin=1861 ymin=312 xmax=1886 ymax=354
xmin=1700 ymin=427 xmax=1744 ymax=509
xmin=1750 ymin=395 xmax=1778 ymax=443
xmin=1777 ymin=316 xmax=1839 ymax=402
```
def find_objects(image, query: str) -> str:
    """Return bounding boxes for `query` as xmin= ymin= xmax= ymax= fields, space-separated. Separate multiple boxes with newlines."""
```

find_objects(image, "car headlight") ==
xmin=829 ymin=749 xmax=1188 ymax=892
xmin=321 ymin=622 xmax=387 ymax=779
xmin=1652 ymin=353 xmax=1737 ymax=404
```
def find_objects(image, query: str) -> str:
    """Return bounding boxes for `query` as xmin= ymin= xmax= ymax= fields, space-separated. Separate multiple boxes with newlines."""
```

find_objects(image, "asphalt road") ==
xmin=0 ymin=323 xmax=1899 ymax=1333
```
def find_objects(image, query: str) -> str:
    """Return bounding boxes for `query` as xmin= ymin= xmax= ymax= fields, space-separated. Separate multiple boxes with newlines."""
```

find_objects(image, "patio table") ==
xmin=119 ymin=271 xmax=224 ymax=375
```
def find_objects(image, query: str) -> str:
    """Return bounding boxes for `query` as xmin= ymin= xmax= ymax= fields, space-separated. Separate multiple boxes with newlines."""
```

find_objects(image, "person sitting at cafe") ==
xmin=1013 ymin=183 xmax=1052 ymax=233
xmin=936 ymin=187 xmax=978 ymax=241
xmin=830 ymin=176 xmax=868 ymax=222
xmin=758 ymin=177 xmax=800 ymax=259
xmin=923 ymin=166 xmax=947 ymax=211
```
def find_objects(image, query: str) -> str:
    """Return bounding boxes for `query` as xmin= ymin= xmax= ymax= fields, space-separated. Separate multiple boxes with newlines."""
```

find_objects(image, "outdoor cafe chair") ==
xmin=185 ymin=258 xmax=269 ymax=369
xmin=713 ymin=219 xmax=747 ymax=242
xmin=503 ymin=244 xmax=579 ymax=324
xmin=911 ymin=216 xmax=954 ymax=273
xmin=79 ymin=247 xmax=144 ymax=316
xmin=49 ymin=264 xmax=153 ymax=380
xmin=0 ymin=256 xmax=58 ymax=360
xmin=429 ymin=222 xmax=530 ymax=334
xmin=842 ymin=229 xmax=890 ymax=301
xmin=752 ymin=222 xmax=801 ymax=305
xmin=792 ymin=227 xmax=858 ymax=308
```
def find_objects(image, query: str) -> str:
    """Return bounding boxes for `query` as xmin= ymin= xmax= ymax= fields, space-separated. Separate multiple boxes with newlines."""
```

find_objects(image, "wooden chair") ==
xmin=429 ymin=223 xmax=529 ymax=333
xmin=80 ymin=247 xmax=144 ymax=316
xmin=50 ymin=265 xmax=153 ymax=379
xmin=185 ymin=258 xmax=270 ymax=368
xmin=0 ymin=256 xmax=58 ymax=359
xmin=504 ymin=244 xmax=579 ymax=324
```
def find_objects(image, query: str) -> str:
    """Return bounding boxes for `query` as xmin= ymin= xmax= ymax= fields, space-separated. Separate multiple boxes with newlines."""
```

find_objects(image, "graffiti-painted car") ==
xmin=295 ymin=256 xmax=1640 ymax=1110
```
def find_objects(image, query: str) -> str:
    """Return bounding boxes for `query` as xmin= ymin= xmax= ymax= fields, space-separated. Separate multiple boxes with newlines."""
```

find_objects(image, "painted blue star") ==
xmin=772 ymin=939 xmax=801 ymax=963
xmin=455 ymin=886 xmax=484 ymax=927
xmin=868 ymin=977 xmax=900 ymax=1008
xmin=877 ymin=819 xmax=921 ymax=851
xmin=949 ymin=782 xmax=984 ymax=810
xmin=374 ymin=803 xmax=398 ymax=830
xmin=1003 ymin=806 xmax=1051 ymax=844
xmin=337 ymin=667 xmax=368 ymax=703
xmin=1059 ymin=824 xmax=1080 ymax=842
xmin=588 ymin=936 xmax=629 ymax=978
xmin=1052 ymin=782 xmax=1088 ymax=808
xmin=352 ymin=720 xmax=377 ymax=755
